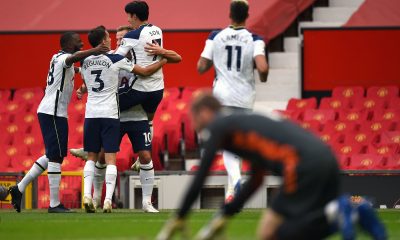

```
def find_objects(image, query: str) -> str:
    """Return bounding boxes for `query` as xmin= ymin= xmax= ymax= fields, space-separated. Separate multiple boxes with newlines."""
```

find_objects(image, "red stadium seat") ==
xmin=387 ymin=97 xmax=400 ymax=109
xmin=372 ymin=109 xmax=400 ymax=122
xmin=343 ymin=132 xmax=378 ymax=146
xmin=13 ymin=87 xmax=44 ymax=102
xmin=367 ymin=144 xmax=399 ymax=157
xmin=337 ymin=155 xmax=350 ymax=170
xmin=332 ymin=86 xmax=364 ymax=102
xmin=319 ymin=97 xmax=350 ymax=110
xmin=352 ymin=98 xmax=386 ymax=113
xmin=153 ymin=110 xmax=182 ymax=156
xmin=273 ymin=110 xmax=302 ymax=122
xmin=337 ymin=109 xmax=369 ymax=122
xmin=359 ymin=120 xmax=394 ymax=135
xmin=286 ymin=98 xmax=317 ymax=111
xmin=2 ymin=122 xmax=29 ymax=137
xmin=68 ymin=101 xmax=86 ymax=115
xmin=322 ymin=121 xmax=358 ymax=135
xmin=380 ymin=131 xmax=400 ymax=145
xmin=170 ymin=99 xmax=197 ymax=150
xmin=384 ymin=155 xmax=400 ymax=170
xmin=298 ymin=120 xmax=321 ymax=134
xmin=4 ymin=101 xmax=27 ymax=116
xmin=366 ymin=86 xmax=399 ymax=99
xmin=13 ymin=134 xmax=43 ymax=153
xmin=303 ymin=109 xmax=335 ymax=123
xmin=181 ymin=87 xmax=211 ymax=102
xmin=319 ymin=132 xmax=342 ymax=145
xmin=159 ymin=87 xmax=181 ymax=110
xmin=332 ymin=142 xmax=364 ymax=157
xmin=349 ymin=154 xmax=383 ymax=170
xmin=61 ymin=158 xmax=82 ymax=171
xmin=0 ymin=89 xmax=11 ymax=102
xmin=9 ymin=155 xmax=36 ymax=172
xmin=210 ymin=154 xmax=226 ymax=172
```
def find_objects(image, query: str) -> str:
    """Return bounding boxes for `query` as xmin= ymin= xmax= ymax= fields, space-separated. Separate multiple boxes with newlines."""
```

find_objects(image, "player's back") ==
xmin=38 ymin=51 xmax=75 ymax=117
xmin=81 ymin=54 xmax=133 ymax=119
xmin=210 ymin=27 xmax=263 ymax=109
xmin=117 ymin=24 xmax=164 ymax=92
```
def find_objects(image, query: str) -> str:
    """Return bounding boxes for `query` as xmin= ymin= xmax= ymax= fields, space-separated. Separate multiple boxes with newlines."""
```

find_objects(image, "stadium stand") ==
xmin=276 ymin=85 xmax=400 ymax=171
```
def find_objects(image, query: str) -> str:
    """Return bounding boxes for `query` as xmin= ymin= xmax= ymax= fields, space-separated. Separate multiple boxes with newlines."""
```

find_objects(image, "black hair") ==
xmin=60 ymin=32 xmax=78 ymax=49
xmin=88 ymin=25 xmax=106 ymax=48
xmin=230 ymin=0 xmax=249 ymax=23
xmin=125 ymin=1 xmax=149 ymax=21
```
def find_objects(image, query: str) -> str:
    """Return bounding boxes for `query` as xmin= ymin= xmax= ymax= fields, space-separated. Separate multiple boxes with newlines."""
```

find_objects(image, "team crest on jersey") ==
xmin=121 ymin=39 xmax=126 ymax=46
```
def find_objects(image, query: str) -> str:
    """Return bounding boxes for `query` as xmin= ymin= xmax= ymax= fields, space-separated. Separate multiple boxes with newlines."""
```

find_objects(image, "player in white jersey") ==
xmin=81 ymin=26 xmax=167 ymax=213
xmin=116 ymin=1 xmax=182 ymax=137
xmin=197 ymin=0 xmax=269 ymax=203
xmin=9 ymin=32 xmax=109 ymax=213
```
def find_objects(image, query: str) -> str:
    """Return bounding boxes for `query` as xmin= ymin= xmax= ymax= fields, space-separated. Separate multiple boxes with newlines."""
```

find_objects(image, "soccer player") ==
xmin=196 ymin=0 xmax=269 ymax=202
xmin=81 ymin=26 xmax=167 ymax=213
xmin=116 ymin=0 xmax=182 ymax=137
xmin=157 ymin=94 xmax=387 ymax=240
xmin=0 ymin=185 xmax=8 ymax=201
xmin=8 ymin=32 xmax=109 ymax=213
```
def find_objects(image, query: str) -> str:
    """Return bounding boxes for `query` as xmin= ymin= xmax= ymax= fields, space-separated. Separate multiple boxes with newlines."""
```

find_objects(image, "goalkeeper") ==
xmin=157 ymin=93 xmax=386 ymax=240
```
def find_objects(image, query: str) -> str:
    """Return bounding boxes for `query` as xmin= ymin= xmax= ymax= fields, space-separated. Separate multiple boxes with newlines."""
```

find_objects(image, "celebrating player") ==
xmin=8 ymin=32 xmax=109 ymax=213
xmin=81 ymin=26 xmax=167 ymax=213
xmin=157 ymin=94 xmax=387 ymax=240
xmin=116 ymin=0 xmax=182 ymax=138
xmin=197 ymin=0 xmax=269 ymax=202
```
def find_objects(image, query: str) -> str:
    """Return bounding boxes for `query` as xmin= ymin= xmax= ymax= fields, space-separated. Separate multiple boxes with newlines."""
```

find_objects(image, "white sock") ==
xmin=223 ymin=151 xmax=242 ymax=196
xmin=105 ymin=165 xmax=117 ymax=201
xmin=148 ymin=121 xmax=153 ymax=141
xmin=93 ymin=162 xmax=106 ymax=201
xmin=140 ymin=161 xmax=154 ymax=204
xmin=324 ymin=200 xmax=339 ymax=224
xmin=83 ymin=160 xmax=95 ymax=198
xmin=18 ymin=155 xmax=48 ymax=193
xmin=48 ymin=162 xmax=61 ymax=208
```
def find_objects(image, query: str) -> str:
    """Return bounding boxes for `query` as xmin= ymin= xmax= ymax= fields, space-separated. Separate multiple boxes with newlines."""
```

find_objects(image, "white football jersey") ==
xmin=81 ymin=54 xmax=134 ymax=119
xmin=118 ymin=70 xmax=148 ymax=122
xmin=37 ymin=51 xmax=75 ymax=117
xmin=115 ymin=23 xmax=164 ymax=92
xmin=201 ymin=26 xmax=266 ymax=109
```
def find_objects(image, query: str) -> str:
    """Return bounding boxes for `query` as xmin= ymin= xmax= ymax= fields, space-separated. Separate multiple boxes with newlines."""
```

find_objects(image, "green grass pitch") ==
xmin=0 ymin=209 xmax=399 ymax=239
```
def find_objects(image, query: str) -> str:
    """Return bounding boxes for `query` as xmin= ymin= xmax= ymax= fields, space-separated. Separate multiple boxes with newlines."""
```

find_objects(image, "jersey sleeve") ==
xmin=114 ymin=58 xmax=135 ymax=73
xmin=115 ymin=30 xmax=141 ymax=56
xmin=60 ymin=53 xmax=73 ymax=68
xmin=177 ymin=121 xmax=226 ymax=218
xmin=253 ymin=35 xmax=266 ymax=57
xmin=200 ymin=40 xmax=214 ymax=60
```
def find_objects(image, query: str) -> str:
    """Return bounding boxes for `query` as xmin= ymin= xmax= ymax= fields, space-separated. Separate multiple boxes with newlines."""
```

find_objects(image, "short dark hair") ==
xmin=191 ymin=92 xmax=222 ymax=114
xmin=230 ymin=0 xmax=249 ymax=23
xmin=125 ymin=1 xmax=149 ymax=21
xmin=117 ymin=25 xmax=133 ymax=32
xmin=60 ymin=32 xmax=78 ymax=48
xmin=88 ymin=25 xmax=106 ymax=48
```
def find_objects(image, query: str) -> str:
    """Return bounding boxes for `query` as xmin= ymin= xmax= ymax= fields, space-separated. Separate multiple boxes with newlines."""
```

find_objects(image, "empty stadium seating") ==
xmin=277 ymin=85 xmax=400 ymax=170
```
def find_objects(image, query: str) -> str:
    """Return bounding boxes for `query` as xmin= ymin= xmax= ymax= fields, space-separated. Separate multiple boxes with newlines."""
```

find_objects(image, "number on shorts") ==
xmin=143 ymin=132 xmax=152 ymax=145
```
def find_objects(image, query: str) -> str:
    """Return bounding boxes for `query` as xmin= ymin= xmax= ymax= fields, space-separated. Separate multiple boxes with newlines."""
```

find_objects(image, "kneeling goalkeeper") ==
xmin=157 ymin=93 xmax=386 ymax=240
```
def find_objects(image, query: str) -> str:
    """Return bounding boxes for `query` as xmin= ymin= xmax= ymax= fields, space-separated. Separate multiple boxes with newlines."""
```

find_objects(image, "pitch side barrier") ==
xmin=121 ymin=170 xmax=400 ymax=210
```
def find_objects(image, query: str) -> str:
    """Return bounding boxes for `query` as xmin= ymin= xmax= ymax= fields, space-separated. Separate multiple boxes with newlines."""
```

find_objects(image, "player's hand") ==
xmin=76 ymin=84 xmax=87 ymax=100
xmin=195 ymin=213 xmax=229 ymax=240
xmin=156 ymin=216 xmax=188 ymax=240
xmin=94 ymin=42 xmax=110 ymax=55
xmin=145 ymin=42 xmax=166 ymax=56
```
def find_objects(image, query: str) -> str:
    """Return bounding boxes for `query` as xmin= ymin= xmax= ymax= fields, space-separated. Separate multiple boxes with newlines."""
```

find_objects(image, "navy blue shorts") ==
xmin=84 ymin=118 xmax=120 ymax=153
xmin=37 ymin=113 xmax=68 ymax=160
xmin=118 ymin=88 xmax=163 ymax=113
xmin=119 ymin=121 xmax=151 ymax=153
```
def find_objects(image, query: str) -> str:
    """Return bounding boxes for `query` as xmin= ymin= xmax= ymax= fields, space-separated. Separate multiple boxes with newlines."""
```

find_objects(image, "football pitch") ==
xmin=0 ymin=209 xmax=399 ymax=239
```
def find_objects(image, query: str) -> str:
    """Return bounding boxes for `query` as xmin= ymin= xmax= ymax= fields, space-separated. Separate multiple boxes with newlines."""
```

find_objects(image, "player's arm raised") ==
xmin=65 ymin=43 xmax=109 ymax=67
xmin=145 ymin=43 xmax=182 ymax=63
xmin=132 ymin=58 xmax=168 ymax=77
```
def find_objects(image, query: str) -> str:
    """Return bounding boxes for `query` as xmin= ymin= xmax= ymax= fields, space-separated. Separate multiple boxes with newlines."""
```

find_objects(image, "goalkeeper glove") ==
xmin=156 ymin=216 xmax=188 ymax=240
xmin=195 ymin=212 xmax=229 ymax=240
